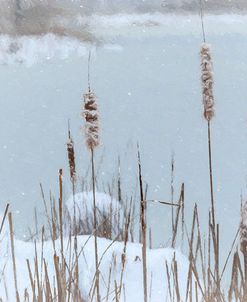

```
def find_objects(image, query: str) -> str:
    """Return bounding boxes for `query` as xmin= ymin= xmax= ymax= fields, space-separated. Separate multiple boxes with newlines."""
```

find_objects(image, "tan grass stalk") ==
xmin=67 ymin=122 xmax=77 ymax=234
xmin=171 ymin=183 xmax=184 ymax=248
xmin=170 ymin=152 xmax=175 ymax=234
xmin=43 ymin=259 xmax=52 ymax=301
xmin=106 ymin=263 xmax=112 ymax=302
xmin=82 ymin=52 xmax=100 ymax=301
xmin=200 ymin=43 xmax=216 ymax=228
xmin=117 ymin=156 xmax=122 ymax=203
xmin=118 ymin=206 xmax=131 ymax=300
xmin=172 ymin=254 xmax=181 ymax=302
xmin=0 ymin=204 xmax=9 ymax=235
xmin=228 ymin=251 xmax=240 ymax=301
xmin=58 ymin=169 xmax=64 ymax=268
xmin=26 ymin=259 xmax=35 ymax=301
xmin=67 ymin=122 xmax=76 ymax=183
xmin=40 ymin=183 xmax=55 ymax=250
xmin=240 ymin=200 xmax=247 ymax=299
xmin=8 ymin=212 xmax=20 ymax=302
xmin=165 ymin=261 xmax=172 ymax=301
xmin=137 ymin=147 xmax=148 ymax=302
xmin=90 ymin=147 xmax=100 ymax=302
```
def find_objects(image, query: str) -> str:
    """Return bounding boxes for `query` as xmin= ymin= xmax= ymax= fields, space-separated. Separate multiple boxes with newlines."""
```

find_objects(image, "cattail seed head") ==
xmin=67 ymin=135 xmax=76 ymax=182
xmin=200 ymin=43 xmax=215 ymax=121
xmin=240 ymin=201 xmax=247 ymax=254
xmin=82 ymin=90 xmax=100 ymax=150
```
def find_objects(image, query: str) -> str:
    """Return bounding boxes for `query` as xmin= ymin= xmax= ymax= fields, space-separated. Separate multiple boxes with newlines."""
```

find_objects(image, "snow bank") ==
xmin=1 ymin=13 xmax=247 ymax=66
xmin=0 ymin=34 xmax=88 ymax=66
xmin=66 ymin=191 xmax=122 ymax=222
xmin=65 ymin=191 xmax=123 ymax=237
xmin=0 ymin=192 xmax=197 ymax=301
xmin=88 ymin=13 xmax=247 ymax=37
xmin=0 ymin=33 xmax=122 ymax=66
xmin=0 ymin=234 xmax=195 ymax=301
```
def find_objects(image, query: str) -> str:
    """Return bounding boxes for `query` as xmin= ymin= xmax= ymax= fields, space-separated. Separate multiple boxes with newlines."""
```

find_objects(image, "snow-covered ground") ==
xmin=2 ymin=13 xmax=247 ymax=64
xmin=0 ymin=210 xmax=194 ymax=301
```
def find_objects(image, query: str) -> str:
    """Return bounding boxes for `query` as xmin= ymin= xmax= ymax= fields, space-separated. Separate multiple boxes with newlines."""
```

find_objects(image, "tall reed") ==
xmin=82 ymin=51 xmax=100 ymax=302
xmin=67 ymin=121 xmax=77 ymax=233
xmin=200 ymin=43 xmax=215 ymax=228
xmin=8 ymin=212 xmax=20 ymax=302
xmin=137 ymin=147 xmax=148 ymax=302
xmin=199 ymin=3 xmax=221 ymax=298
xmin=240 ymin=200 xmax=247 ymax=299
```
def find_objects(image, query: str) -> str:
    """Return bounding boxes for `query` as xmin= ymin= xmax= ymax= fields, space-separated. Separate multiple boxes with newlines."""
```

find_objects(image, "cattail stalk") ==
xmin=82 ymin=84 xmax=100 ymax=301
xmin=67 ymin=122 xmax=76 ymax=183
xmin=138 ymin=147 xmax=148 ymax=302
xmin=67 ymin=122 xmax=77 ymax=233
xmin=200 ymin=43 xmax=216 ymax=230
xmin=240 ymin=201 xmax=247 ymax=299
xmin=58 ymin=168 xmax=66 ymax=277
xmin=91 ymin=147 xmax=100 ymax=302
xmin=199 ymin=5 xmax=221 ymax=298
xmin=170 ymin=152 xmax=175 ymax=234
xmin=8 ymin=212 xmax=20 ymax=302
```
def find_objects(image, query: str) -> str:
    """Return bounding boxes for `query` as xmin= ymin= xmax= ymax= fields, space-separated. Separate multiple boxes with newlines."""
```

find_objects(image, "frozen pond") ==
xmin=0 ymin=14 xmax=247 ymax=257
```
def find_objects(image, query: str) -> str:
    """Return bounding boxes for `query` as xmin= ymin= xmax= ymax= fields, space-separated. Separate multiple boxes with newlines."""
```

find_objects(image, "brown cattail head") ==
xmin=82 ymin=90 xmax=100 ymax=150
xmin=240 ymin=201 xmax=247 ymax=254
xmin=200 ymin=43 xmax=215 ymax=121
xmin=67 ymin=134 xmax=76 ymax=182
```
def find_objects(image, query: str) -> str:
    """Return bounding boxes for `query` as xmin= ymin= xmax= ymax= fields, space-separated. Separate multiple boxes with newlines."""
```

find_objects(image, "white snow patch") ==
xmin=0 ymin=34 xmax=89 ymax=66
xmin=65 ymin=191 xmax=123 ymax=237
xmin=87 ymin=13 xmax=247 ymax=37
xmin=0 ymin=234 xmax=195 ymax=301
xmin=1 ymin=14 xmax=247 ymax=66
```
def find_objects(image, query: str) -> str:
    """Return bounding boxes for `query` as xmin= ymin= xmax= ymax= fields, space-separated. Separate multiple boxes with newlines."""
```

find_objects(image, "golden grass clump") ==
xmin=82 ymin=91 xmax=100 ymax=150
xmin=200 ymin=43 xmax=215 ymax=121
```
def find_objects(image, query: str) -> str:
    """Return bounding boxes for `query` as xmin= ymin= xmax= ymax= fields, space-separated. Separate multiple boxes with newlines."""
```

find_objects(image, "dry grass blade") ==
xmin=8 ymin=212 xmax=20 ymax=302
xmin=172 ymin=183 xmax=184 ymax=248
xmin=0 ymin=204 xmax=9 ymax=235
xmin=137 ymin=145 xmax=148 ymax=302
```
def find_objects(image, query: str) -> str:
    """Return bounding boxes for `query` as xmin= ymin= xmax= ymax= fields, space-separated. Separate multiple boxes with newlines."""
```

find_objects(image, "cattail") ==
xmin=200 ymin=43 xmax=215 ymax=121
xmin=82 ymin=88 xmax=101 ymax=302
xmin=82 ymin=90 xmax=100 ymax=150
xmin=67 ymin=133 xmax=76 ymax=182
xmin=240 ymin=201 xmax=247 ymax=254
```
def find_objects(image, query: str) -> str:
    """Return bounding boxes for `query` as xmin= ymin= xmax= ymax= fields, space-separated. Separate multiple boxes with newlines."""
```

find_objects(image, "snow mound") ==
xmin=0 ymin=234 xmax=196 ymax=301
xmin=65 ymin=191 xmax=124 ymax=237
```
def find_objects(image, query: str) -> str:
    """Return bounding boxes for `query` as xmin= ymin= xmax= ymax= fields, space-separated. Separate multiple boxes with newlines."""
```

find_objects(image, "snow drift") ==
xmin=65 ymin=191 xmax=124 ymax=238
xmin=0 ymin=229 xmax=194 ymax=301
xmin=0 ymin=191 xmax=197 ymax=301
